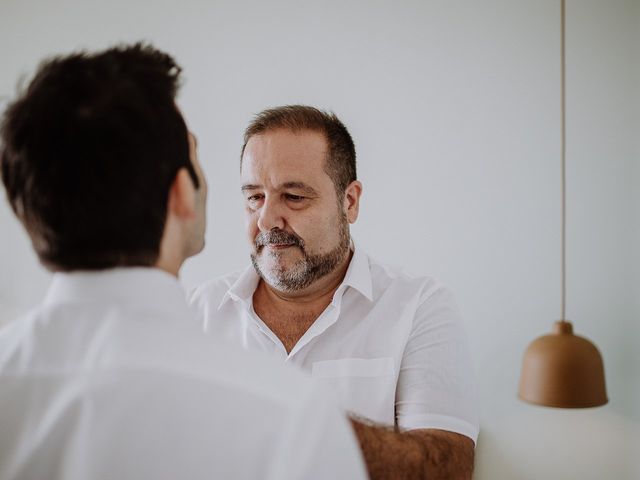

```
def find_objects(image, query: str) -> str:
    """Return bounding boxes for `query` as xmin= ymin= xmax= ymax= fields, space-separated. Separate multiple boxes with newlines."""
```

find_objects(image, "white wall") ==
xmin=632 ymin=0 xmax=640 ymax=437
xmin=1 ymin=0 xmax=638 ymax=478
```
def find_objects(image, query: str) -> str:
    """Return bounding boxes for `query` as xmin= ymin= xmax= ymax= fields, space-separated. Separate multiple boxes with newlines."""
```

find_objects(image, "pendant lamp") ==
xmin=517 ymin=0 xmax=608 ymax=409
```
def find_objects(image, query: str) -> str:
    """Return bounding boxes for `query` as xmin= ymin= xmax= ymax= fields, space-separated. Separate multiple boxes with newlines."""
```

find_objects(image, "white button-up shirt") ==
xmin=190 ymin=246 xmax=480 ymax=443
xmin=0 ymin=268 xmax=366 ymax=480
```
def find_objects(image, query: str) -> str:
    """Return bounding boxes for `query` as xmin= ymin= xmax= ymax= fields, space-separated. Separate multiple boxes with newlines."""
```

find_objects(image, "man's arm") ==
xmin=360 ymin=284 xmax=477 ymax=479
xmin=350 ymin=418 xmax=475 ymax=480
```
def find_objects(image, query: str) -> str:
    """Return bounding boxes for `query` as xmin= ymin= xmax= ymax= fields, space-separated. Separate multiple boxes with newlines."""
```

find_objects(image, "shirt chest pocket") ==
xmin=311 ymin=357 xmax=396 ymax=426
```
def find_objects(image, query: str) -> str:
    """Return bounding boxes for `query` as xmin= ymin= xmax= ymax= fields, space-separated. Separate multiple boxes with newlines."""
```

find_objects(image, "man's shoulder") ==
xmin=1 ymin=302 xmax=322 ymax=412
xmin=0 ymin=307 xmax=40 ymax=367
xmin=112 ymin=305 xmax=321 ymax=408
xmin=365 ymin=253 xmax=449 ymax=303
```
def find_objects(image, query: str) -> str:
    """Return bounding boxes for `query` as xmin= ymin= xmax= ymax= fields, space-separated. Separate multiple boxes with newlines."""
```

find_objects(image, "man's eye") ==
xmin=247 ymin=194 xmax=263 ymax=202
xmin=285 ymin=194 xmax=305 ymax=202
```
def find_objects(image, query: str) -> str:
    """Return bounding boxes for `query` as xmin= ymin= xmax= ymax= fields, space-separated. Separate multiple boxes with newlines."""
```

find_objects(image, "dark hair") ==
xmin=0 ymin=43 xmax=198 ymax=271
xmin=241 ymin=105 xmax=356 ymax=195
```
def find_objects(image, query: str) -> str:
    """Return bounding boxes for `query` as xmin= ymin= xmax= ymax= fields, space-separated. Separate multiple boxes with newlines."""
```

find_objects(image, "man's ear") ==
xmin=167 ymin=168 xmax=197 ymax=219
xmin=343 ymin=180 xmax=362 ymax=224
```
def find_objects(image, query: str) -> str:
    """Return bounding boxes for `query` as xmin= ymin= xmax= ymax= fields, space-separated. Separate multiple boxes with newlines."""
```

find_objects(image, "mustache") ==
xmin=255 ymin=230 xmax=304 ymax=249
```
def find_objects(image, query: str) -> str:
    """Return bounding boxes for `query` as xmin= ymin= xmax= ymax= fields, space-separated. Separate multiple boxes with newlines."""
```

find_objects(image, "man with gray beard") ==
xmin=190 ymin=105 xmax=479 ymax=480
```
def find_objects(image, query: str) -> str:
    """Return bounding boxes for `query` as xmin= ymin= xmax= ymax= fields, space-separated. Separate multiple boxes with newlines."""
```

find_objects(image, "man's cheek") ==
xmin=246 ymin=223 xmax=259 ymax=244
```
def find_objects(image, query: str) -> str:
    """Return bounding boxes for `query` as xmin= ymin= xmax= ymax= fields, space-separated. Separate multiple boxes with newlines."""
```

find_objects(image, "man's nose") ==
xmin=257 ymin=197 xmax=286 ymax=231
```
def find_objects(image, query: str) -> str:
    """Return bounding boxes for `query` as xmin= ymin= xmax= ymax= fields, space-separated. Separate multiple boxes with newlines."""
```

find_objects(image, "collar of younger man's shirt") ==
xmin=218 ymin=240 xmax=374 ymax=311
xmin=43 ymin=267 xmax=190 ymax=313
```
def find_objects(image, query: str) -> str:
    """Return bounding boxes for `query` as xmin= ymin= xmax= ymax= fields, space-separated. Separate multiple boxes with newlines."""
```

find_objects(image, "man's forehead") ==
xmin=244 ymin=129 xmax=327 ymax=158
xmin=241 ymin=129 xmax=333 ymax=190
xmin=240 ymin=159 xmax=332 ymax=189
xmin=241 ymin=181 xmax=318 ymax=195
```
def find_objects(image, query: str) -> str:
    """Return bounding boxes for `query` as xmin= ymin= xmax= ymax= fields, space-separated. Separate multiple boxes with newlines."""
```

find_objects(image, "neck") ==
xmin=155 ymin=223 xmax=185 ymax=278
xmin=155 ymin=257 xmax=181 ymax=277
xmin=258 ymin=249 xmax=353 ymax=308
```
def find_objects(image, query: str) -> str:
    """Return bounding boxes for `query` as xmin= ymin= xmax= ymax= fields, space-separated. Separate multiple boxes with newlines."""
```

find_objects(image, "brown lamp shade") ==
xmin=518 ymin=321 xmax=608 ymax=408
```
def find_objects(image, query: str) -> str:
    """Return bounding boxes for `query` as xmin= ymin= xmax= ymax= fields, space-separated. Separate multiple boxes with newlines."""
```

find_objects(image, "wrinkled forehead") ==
xmin=241 ymin=129 xmax=331 ymax=185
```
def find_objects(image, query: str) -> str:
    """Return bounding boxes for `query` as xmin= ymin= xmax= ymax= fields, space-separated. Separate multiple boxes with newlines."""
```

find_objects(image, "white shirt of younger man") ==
xmin=0 ymin=268 xmax=367 ymax=480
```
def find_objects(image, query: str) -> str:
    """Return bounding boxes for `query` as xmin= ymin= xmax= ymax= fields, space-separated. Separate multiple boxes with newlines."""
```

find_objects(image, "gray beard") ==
xmin=250 ymin=215 xmax=351 ymax=292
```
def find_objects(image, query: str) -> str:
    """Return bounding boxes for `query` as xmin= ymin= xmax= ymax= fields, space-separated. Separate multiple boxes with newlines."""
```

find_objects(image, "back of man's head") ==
xmin=0 ymin=43 xmax=199 ymax=271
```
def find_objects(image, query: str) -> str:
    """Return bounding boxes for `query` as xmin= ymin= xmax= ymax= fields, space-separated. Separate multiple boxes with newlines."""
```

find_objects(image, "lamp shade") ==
xmin=518 ymin=321 xmax=607 ymax=408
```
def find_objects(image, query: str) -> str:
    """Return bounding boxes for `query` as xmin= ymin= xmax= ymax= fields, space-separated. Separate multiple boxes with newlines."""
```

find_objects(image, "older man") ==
xmin=190 ymin=105 xmax=479 ymax=479
xmin=0 ymin=51 xmax=366 ymax=480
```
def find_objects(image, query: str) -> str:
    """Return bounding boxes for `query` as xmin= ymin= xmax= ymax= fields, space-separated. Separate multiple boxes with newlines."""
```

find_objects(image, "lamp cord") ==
xmin=561 ymin=0 xmax=567 ymax=322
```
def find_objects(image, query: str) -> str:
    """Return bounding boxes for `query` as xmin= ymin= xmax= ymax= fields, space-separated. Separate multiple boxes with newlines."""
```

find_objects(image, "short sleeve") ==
xmin=395 ymin=285 xmax=479 ymax=443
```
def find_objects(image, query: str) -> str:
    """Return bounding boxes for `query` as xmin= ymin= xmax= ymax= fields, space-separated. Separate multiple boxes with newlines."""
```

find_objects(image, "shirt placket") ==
xmin=285 ymin=295 xmax=345 ymax=364
xmin=245 ymin=302 xmax=289 ymax=360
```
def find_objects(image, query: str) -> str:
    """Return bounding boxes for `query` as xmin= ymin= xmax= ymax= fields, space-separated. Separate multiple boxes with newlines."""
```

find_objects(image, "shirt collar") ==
xmin=43 ymin=267 xmax=189 ymax=313
xmin=337 ymin=242 xmax=373 ymax=302
xmin=217 ymin=265 xmax=261 ymax=310
xmin=218 ymin=241 xmax=373 ymax=310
